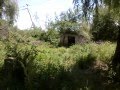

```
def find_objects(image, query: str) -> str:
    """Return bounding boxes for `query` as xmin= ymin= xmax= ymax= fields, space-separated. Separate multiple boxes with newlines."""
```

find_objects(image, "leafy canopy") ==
xmin=73 ymin=0 xmax=120 ymax=20
xmin=0 ymin=0 xmax=18 ymax=24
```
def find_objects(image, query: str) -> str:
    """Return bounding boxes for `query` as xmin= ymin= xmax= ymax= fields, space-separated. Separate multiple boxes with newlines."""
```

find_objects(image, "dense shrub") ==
xmin=39 ymin=29 xmax=60 ymax=46
xmin=92 ymin=12 xmax=119 ymax=41
xmin=31 ymin=42 xmax=115 ymax=89
xmin=0 ymin=43 xmax=38 ymax=89
xmin=0 ymin=41 xmax=117 ymax=89
xmin=9 ymin=27 xmax=60 ymax=47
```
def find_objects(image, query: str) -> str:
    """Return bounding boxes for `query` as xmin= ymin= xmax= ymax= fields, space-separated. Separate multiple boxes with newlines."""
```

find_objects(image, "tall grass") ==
xmin=0 ymin=41 xmax=116 ymax=89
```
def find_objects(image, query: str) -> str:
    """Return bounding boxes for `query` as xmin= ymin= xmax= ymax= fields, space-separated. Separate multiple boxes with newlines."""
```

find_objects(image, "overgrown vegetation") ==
xmin=0 ymin=0 xmax=120 ymax=89
xmin=0 ymin=9 xmax=119 ymax=90
xmin=0 ymin=40 xmax=116 ymax=89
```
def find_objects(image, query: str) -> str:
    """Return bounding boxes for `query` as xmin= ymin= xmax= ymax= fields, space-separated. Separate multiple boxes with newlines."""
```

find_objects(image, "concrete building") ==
xmin=60 ymin=31 xmax=86 ymax=46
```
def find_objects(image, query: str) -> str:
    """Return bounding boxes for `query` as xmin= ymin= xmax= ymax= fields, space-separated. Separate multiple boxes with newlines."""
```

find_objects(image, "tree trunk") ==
xmin=112 ymin=25 xmax=120 ymax=70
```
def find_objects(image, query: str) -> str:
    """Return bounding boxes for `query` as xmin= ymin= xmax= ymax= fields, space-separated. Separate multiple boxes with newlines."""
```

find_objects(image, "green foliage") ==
xmin=73 ymin=0 xmax=120 ymax=41
xmin=9 ymin=27 xmax=42 ymax=43
xmin=31 ymin=42 xmax=115 ymax=89
xmin=40 ymin=29 xmax=60 ymax=46
xmin=92 ymin=8 xmax=119 ymax=41
xmin=1 ymin=43 xmax=38 ymax=89
xmin=53 ymin=9 xmax=81 ymax=34
xmin=9 ymin=27 xmax=60 ymax=46
xmin=46 ymin=8 xmax=91 ymax=42
xmin=0 ymin=41 xmax=5 ymax=67
xmin=5 ymin=43 xmax=37 ymax=64
xmin=0 ymin=19 xmax=8 ymax=26
xmin=0 ymin=0 xmax=18 ymax=24
xmin=79 ymin=21 xmax=91 ymax=40
xmin=26 ymin=28 xmax=43 ymax=39
xmin=0 ymin=41 xmax=117 ymax=89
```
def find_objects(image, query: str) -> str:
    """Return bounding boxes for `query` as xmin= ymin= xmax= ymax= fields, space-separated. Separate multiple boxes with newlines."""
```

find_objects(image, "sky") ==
xmin=15 ymin=0 xmax=73 ymax=30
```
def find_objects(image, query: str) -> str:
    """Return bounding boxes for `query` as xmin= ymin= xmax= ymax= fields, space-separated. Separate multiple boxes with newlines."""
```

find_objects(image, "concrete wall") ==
xmin=60 ymin=34 xmax=85 ymax=46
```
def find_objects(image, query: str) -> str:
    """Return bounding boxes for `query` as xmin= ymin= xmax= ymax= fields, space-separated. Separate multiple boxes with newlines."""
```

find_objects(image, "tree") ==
xmin=54 ymin=9 xmax=81 ymax=34
xmin=0 ymin=0 xmax=18 ymax=24
xmin=45 ymin=8 xmax=91 ymax=44
xmin=73 ymin=0 xmax=120 ymax=73
xmin=92 ymin=8 xmax=119 ymax=41
xmin=47 ymin=8 xmax=90 ymax=36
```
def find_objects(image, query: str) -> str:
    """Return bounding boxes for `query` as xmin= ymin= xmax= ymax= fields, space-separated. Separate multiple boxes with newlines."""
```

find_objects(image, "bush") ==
xmin=39 ymin=29 xmax=60 ymax=46
xmin=0 ymin=41 xmax=117 ymax=89
xmin=92 ymin=12 xmax=119 ymax=41
xmin=0 ymin=43 xmax=38 ymax=89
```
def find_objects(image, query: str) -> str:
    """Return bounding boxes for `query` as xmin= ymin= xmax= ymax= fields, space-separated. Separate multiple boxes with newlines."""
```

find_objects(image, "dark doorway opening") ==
xmin=68 ymin=36 xmax=75 ymax=46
